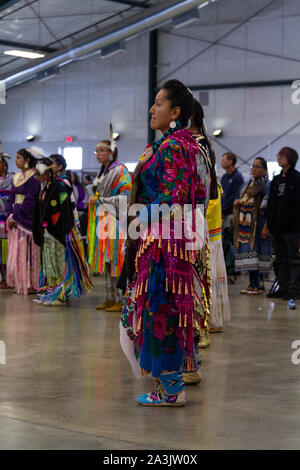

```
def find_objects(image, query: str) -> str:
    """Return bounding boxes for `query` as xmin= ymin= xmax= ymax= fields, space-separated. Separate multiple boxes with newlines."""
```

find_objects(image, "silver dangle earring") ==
xmin=185 ymin=119 xmax=191 ymax=129
xmin=169 ymin=121 xmax=176 ymax=129
xmin=24 ymin=161 xmax=29 ymax=169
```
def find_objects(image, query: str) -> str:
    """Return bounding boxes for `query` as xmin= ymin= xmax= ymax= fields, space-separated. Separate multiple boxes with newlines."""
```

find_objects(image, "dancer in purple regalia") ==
xmin=5 ymin=147 xmax=42 ymax=295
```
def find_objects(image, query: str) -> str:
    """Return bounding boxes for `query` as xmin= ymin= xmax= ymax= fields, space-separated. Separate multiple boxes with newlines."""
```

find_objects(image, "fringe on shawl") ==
xmin=87 ymin=202 xmax=125 ymax=277
xmin=40 ymin=228 xmax=93 ymax=302
xmin=209 ymin=238 xmax=230 ymax=328
xmin=0 ymin=238 xmax=7 ymax=265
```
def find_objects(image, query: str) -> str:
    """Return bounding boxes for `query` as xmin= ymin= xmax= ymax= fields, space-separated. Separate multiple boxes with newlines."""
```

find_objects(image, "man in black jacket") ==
xmin=266 ymin=147 xmax=300 ymax=299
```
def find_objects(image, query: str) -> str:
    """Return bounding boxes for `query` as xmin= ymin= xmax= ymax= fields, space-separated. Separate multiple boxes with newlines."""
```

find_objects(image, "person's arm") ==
xmin=5 ymin=185 xmax=15 ymax=219
xmin=12 ymin=178 xmax=40 ymax=228
xmin=287 ymin=174 xmax=300 ymax=222
xmin=222 ymin=173 xmax=244 ymax=214
xmin=231 ymin=173 xmax=244 ymax=202
xmin=98 ymin=166 xmax=132 ymax=217
xmin=266 ymin=178 xmax=275 ymax=231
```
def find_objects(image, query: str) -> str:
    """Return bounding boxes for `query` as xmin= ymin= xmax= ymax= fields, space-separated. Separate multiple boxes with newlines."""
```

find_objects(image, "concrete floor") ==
xmin=0 ymin=275 xmax=300 ymax=450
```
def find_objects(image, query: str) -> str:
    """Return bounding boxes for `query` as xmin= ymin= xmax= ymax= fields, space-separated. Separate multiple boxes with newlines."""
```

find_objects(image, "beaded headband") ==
xmin=96 ymin=143 xmax=112 ymax=151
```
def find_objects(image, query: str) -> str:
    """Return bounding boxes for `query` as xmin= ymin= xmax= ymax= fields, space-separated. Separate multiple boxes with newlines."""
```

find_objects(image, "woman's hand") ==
xmin=233 ymin=199 xmax=241 ymax=207
xmin=261 ymin=223 xmax=270 ymax=239
xmin=8 ymin=218 xmax=17 ymax=228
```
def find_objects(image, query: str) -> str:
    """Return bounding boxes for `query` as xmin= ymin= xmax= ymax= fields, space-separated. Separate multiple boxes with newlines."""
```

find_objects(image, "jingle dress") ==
xmin=6 ymin=170 xmax=40 ymax=294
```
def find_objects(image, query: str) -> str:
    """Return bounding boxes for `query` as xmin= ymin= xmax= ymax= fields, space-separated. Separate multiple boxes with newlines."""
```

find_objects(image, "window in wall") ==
xmin=63 ymin=147 xmax=83 ymax=170
xmin=267 ymin=161 xmax=281 ymax=180
xmin=125 ymin=162 xmax=137 ymax=173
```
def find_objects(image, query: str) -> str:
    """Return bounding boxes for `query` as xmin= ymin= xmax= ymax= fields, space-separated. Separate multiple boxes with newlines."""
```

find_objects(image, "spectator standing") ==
xmin=266 ymin=147 xmax=300 ymax=300
xmin=220 ymin=153 xmax=244 ymax=282
xmin=233 ymin=157 xmax=272 ymax=294
xmin=221 ymin=152 xmax=244 ymax=217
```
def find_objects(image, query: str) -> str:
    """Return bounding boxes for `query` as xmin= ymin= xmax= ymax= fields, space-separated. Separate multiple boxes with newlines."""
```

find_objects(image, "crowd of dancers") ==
xmin=1 ymin=78 xmax=299 ymax=407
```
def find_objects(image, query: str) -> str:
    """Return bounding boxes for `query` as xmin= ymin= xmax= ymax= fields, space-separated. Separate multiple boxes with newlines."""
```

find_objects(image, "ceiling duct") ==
xmin=4 ymin=0 xmax=219 ymax=90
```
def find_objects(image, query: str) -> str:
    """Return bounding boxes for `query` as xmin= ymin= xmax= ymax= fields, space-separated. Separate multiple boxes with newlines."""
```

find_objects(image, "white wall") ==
xmin=1 ymin=0 xmax=300 ymax=179
xmin=157 ymin=0 xmax=300 ymax=175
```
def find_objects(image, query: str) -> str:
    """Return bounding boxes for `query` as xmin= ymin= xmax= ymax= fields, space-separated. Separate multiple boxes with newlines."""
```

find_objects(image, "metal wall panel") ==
xmin=0 ymin=33 xmax=149 ymax=173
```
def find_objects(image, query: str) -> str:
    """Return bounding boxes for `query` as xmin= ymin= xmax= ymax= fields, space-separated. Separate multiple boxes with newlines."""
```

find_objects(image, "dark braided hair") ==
xmin=162 ymin=79 xmax=194 ymax=128
xmin=192 ymin=98 xmax=218 ymax=200
xmin=17 ymin=148 xmax=36 ymax=168
xmin=50 ymin=154 xmax=67 ymax=171
xmin=0 ymin=154 xmax=9 ymax=175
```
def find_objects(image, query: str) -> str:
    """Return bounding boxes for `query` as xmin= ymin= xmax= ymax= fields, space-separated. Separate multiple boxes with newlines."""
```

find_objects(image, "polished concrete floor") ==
xmin=0 ymin=274 xmax=300 ymax=450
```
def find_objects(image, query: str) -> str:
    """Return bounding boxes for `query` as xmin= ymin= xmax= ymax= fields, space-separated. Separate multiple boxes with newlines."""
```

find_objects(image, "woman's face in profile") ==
xmin=16 ymin=153 xmax=26 ymax=171
xmin=149 ymin=89 xmax=178 ymax=135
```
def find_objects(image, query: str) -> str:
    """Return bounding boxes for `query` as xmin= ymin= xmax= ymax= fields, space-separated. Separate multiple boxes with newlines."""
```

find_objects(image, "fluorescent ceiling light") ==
xmin=4 ymin=50 xmax=45 ymax=59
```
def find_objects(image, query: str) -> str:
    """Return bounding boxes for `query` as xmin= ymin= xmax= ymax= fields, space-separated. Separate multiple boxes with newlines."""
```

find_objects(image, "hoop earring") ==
xmin=109 ymin=155 xmax=113 ymax=162
xmin=169 ymin=121 xmax=177 ymax=129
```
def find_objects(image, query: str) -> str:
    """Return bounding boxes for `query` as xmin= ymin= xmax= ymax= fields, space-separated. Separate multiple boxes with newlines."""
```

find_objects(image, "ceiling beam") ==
xmin=244 ymin=120 xmax=300 ymax=164
xmin=3 ymin=0 xmax=215 ymax=89
xmin=158 ymin=0 xmax=280 ymax=84
xmin=163 ymin=30 xmax=300 ymax=65
xmin=189 ymin=79 xmax=295 ymax=91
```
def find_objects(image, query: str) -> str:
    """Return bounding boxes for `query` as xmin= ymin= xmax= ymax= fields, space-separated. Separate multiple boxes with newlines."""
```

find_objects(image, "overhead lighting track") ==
xmin=4 ymin=0 xmax=217 ymax=89
xmin=0 ymin=40 xmax=56 ymax=54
